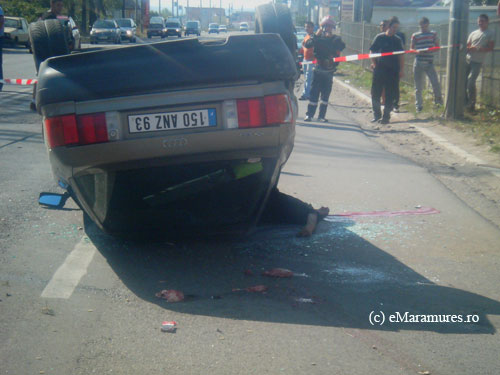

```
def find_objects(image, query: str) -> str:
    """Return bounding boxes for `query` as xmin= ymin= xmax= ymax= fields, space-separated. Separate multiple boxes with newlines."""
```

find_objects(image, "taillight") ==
xmin=77 ymin=113 xmax=108 ymax=145
xmin=44 ymin=113 xmax=109 ymax=148
xmin=236 ymin=94 xmax=291 ymax=129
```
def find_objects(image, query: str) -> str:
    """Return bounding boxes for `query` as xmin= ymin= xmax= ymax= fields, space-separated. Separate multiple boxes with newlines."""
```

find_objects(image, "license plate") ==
xmin=128 ymin=109 xmax=217 ymax=134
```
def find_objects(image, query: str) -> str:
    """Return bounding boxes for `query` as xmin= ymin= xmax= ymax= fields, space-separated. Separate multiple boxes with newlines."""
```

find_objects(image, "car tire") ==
xmin=255 ymin=3 xmax=297 ymax=60
xmin=29 ymin=21 xmax=51 ymax=72
xmin=45 ymin=19 xmax=70 ymax=56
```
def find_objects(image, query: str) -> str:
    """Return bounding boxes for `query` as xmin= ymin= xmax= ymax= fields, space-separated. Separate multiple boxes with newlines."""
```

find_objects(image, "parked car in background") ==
xmin=164 ymin=19 xmax=182 ymax=38
xmin=184 ymin=20 xmax=201 ymax=36
xmin=3 ymin=16 xmax=30 ymax=48
xmin=239 ymin=22 xmax=249 ymax=31
xmin=90 ymin=19 xmax=121 ymax=44
xmin=147 ymin=16 xmax=165 ymax=38
xmin=116 ymin=18 xmax=137 ymax=43
xmin=218 ymin=24 xmax=227 ymax=33
xmin=208 ymin=23 xmax=219 ymax=34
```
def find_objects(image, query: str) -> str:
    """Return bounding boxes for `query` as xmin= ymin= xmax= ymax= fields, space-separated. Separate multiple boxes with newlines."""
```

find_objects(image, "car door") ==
xmin=21 ymin=19 xmax=29 ymax=43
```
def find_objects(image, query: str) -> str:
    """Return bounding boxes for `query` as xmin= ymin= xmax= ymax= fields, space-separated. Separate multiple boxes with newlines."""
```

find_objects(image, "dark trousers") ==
xmin=0 ymin=37 xmax=3 ymax=91
xmin=393 ymin=74 xmax=400 ymax=108
xmin=260 ymin=188 xmax=315 ymax=226
xmin=306 ymin=69 xmax=334 ymax=119
xmin=371 ymin=67 xmax=398 ymax=120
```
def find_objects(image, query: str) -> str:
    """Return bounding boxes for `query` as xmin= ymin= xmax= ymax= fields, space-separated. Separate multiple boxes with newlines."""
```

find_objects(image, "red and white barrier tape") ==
xmin=302 ymin=45 xmax=451 ymax=65
xmin=0 ymin=79 xmax=38 ymax=85
xmin=1 ymin=45 xmax=455 ymax=84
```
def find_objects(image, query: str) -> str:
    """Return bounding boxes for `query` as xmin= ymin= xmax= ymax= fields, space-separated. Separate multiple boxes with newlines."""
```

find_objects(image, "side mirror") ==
xmin=39 ymin=192 xmax=70 ymax=209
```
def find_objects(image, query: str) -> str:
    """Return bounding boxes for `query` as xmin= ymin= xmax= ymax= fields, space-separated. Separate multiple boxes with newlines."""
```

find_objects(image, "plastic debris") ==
xmin=295 ymin=298 xmax=315 ymax=304
xmin=418 ymin=372 xmax=430 ymax=375
xmin=156 ymin=289 xmax=185 ymax=302
xmin=262 ymin=268 xmax=293 ymax=278
xmin=232 ymin=285 xmax=268 ymax=293
xmin=161 ymin=321 xmax=177 ymax=333
xmin=41 ymin=307 xmax=55 ymax=316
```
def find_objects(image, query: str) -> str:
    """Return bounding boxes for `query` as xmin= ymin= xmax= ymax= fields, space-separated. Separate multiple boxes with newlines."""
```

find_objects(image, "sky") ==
xmin=149 ymin=0 xmax=272 ymax=13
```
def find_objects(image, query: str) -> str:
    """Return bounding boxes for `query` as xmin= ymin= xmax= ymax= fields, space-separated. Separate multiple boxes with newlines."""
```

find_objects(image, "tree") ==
xmin=2 ymin=0 xmax=50 ymax=22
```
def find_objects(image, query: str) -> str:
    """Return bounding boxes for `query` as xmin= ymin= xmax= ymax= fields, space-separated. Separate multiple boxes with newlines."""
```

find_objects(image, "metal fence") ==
xmin=340 ymin=20 xmax=500 ymax=108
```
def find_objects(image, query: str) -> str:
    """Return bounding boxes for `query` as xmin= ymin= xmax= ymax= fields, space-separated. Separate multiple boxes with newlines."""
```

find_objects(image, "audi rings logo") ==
xmin=163 ymin=137 xmax=188 ymax=149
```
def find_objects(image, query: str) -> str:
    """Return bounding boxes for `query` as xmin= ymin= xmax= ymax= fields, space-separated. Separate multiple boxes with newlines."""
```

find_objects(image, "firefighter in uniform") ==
xmin=304 ymin=16 xmax=345 ymax=122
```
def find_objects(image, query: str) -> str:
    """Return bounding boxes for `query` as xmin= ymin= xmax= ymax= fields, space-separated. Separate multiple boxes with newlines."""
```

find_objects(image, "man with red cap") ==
xmin=303 ymin=16 xmax=345 ymax=122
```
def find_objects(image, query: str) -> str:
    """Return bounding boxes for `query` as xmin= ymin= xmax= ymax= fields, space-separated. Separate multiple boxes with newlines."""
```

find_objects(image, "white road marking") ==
xmin=41 ymin=237 xmax=96 ymax=299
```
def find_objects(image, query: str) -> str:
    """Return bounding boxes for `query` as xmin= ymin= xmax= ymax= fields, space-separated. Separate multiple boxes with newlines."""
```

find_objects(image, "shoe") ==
xmin=416 ymin=107 xmax=423 ymax=113
xmin=379 ymin=118 xmax=390 ymax=124
xmin=317 ymin=117 xmax=328 ymax=123
xmin=299 ymin=95 xmax=308 ymax=101
xmin=392 ymin=106 xmax=399 ymax=113
xmin=304 ymin=116 xmax=312 ymax=122
xmin=371 ymin=117 xmax=381 ymax=123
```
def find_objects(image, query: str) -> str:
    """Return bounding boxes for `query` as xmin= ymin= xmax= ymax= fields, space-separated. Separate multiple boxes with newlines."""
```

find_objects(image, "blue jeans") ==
xmin=413 ymin=60 xmax=442 ymax=109
xmin=301 ymin=61 xmax=314 ymax=98
xmin=466 ymin=61 xmax=482 ymax=109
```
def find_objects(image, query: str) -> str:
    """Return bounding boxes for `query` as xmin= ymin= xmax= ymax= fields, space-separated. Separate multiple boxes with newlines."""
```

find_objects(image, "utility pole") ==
xmin=444 ymin=0 xmax=469 ymax=119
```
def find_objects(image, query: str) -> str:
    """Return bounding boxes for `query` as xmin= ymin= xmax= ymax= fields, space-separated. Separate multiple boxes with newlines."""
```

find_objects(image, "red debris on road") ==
xmin=246 ymin=285 xmax=268 ymax=292
xmin=262 ymin=268 xmax=294 ymax=278
xmin=155 ymin=289 xmax=185 ymax=302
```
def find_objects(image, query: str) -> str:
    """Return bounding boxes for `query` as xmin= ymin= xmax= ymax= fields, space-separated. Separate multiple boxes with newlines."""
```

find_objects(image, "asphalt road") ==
xmin=1 ymin=36 xmax=500 ymax=374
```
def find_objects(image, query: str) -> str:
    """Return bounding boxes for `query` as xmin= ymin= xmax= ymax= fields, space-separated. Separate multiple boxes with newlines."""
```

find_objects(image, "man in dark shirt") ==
xmin=40 ymin=0 xmax=64 ymax=20
xmin=303 ymin=16 xmax=345 ymax=122
xmin=369 ymin=16 xmax=404 ymax=124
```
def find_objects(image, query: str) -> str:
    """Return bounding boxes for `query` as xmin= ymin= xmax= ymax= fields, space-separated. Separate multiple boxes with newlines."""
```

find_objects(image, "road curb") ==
xmin=333 ymin=76 xmax=491 ymax=169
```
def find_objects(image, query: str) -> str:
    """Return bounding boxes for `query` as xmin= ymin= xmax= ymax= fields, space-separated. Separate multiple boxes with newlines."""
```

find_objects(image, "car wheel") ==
xmin=255 ymin=3 xmax=297 ymax=60
xmin=29 ymin=21 xmax=51 ymax=72
xmin=45 ymin=19 xmax=70 ymax=55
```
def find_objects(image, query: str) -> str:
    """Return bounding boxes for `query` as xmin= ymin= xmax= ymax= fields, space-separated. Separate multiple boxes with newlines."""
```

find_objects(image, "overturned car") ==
xmin=34 ymin=4 xmax=298 ymax=236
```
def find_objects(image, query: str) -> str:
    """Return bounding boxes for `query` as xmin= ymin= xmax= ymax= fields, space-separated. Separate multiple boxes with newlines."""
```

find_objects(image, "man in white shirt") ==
xmin=466 ymin=14 xmax=495 ymax=112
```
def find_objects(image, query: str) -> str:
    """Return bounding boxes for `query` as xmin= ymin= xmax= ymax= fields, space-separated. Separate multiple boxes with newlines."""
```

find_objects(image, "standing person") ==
xmin=40 ymin=0 xmax=64 ymax=20
xmin=304 ymin=16 xmax=345 ymax=122
xmin=0 ymin=3 xmax=4 ymax=92
xmin=410 ymin=17 xmax=443 ymax=112
xmin=299 ymin=21 xmax=315 ymax=101
xmin=392 ymin=22 xmax=406 ymax=113
xmin=466 ymin=14 xmax=495 ymax=113
xmin=369 ymin=16 xmax=404 ymax=125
